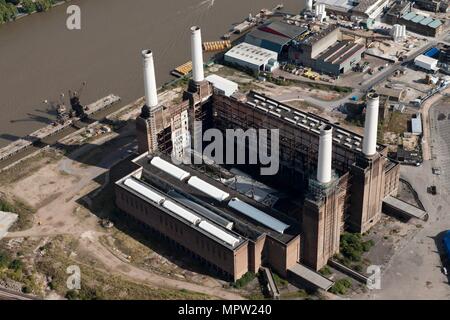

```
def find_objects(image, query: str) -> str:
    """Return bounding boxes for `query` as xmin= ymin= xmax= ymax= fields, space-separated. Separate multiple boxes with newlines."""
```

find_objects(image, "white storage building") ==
xmin=414 ymin=55 xmax=439 ymax=72
xmin=205 ymin=74 xmax=238 ymax=97
xmin=225 ymin=42 xmax=279 ymax=73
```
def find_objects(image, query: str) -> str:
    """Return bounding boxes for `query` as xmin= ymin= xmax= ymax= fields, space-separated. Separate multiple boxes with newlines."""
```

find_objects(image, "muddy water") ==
xmin=0 ymin=0 xmax=301 ymax=147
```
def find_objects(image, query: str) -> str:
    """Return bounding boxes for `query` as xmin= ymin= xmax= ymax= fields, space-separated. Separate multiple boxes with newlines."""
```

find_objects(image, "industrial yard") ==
xmin=0 ymin=0 xmax=449 ymax=303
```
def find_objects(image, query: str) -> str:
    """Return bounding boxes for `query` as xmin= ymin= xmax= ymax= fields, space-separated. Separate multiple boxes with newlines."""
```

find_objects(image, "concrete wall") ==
xmin=384 ymin=162 xmax=401 ymax=197
xmin=302 ymin=180 xmax=345 ymax=271
xmin=264 ymin=235 xmax=301 ymax=277
xmin=349 ymin=152 xmax=386 ymax=234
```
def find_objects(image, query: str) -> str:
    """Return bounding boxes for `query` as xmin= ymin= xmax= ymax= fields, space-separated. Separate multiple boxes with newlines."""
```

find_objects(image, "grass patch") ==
xmin=281 ymin=289 xmax=309 ymax=299
xmin=0 ymin=149 xmax=62 ymax=186
xmin=272 ymin=272 xmax=288 ymax=288
xmin=34 ymin=235 xmax=211 ymax=300
xmin=233 ymin=272 xmax=256 ymax=289
xmin=0 ymin=197 xmax=35 ymax=231
xmin=329 ymin=278 xmax=352 ymax=295
xmin=319 ymin=265 xmax=332 ymax=277
xmin=385 ymin=111 xmax=410 ymax=135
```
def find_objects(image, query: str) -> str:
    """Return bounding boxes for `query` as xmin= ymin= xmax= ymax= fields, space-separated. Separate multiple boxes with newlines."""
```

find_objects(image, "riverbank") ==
xmin=0 ymin=0 xmax=300 ymax=147
xmin=0 ymin=0 xmax=70 ymax=26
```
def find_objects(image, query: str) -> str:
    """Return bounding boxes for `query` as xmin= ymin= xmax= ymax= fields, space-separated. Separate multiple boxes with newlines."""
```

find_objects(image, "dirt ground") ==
xmin=0 ymin=121 xmax=246 ymax=300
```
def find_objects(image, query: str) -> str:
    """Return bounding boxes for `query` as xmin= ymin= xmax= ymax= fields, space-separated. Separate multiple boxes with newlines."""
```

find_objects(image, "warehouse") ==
xmin=316 ymin=0 xmax=389 ymax=18
xmin=312 ymin=41 xmax=365 ymax=75
xmin=224 ymin=42 xmax=279 ymax=73
xmin=288 ymin=26 xmax=364 ymax=76
xmin=205 ymin=75 xmax=238 ymax=97
xmin=415 ymin=54 xmax=439 ymax=72
xmin=245 ymin=21 xmax=309 ymax=55
xmin=391 ymin=11 xmax=444 ymax=37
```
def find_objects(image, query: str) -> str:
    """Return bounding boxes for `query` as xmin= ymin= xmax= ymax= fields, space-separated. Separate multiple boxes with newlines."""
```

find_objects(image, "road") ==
xmin=355 ymin=96 xmax=450 ymax=299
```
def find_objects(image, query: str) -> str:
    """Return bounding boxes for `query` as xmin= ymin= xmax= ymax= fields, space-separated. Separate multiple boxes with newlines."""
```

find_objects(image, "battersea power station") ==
xmin=114 ymin=26 xmax=400 ymax=289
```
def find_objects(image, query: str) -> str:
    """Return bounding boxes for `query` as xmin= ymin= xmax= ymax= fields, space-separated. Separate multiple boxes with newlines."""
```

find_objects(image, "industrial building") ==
xmin=415 ymin=54 xmax=439 ymax=72
xmin=244 ymin=21 xmax=309 ymax=55
xmin=387 ymin=10 xmax=444 ymax=37
xmin=115 ymin=25 xmax=401 ymax=287
xmin=414 ymin=0 xmax=449 ymax=13
xmin=224 ymin=42 xmax=279 ymax=73
xmin=316 ymin=0 xmax=390 ymax=18
xmin=288 ymin=25 xmax=365 ymax=76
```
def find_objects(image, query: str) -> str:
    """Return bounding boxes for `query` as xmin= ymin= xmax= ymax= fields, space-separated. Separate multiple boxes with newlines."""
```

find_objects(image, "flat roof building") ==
xmin=415 ymin=54 xmax=439 ymax=72
xmin=205 ymin=75 xmax=238 ymax=97
xmin=224 ymin=42 xmax=279 ymax=73
xmin=289 ymin=26 xmax=364 ymax=76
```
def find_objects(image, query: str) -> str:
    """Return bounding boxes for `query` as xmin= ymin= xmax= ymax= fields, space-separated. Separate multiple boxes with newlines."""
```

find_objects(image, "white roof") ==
xmin=228 ymin=198 xmax=290 ymax=234
xmin=150 ymin=157 xmax=191 ymax=181
xmin=198 ymin=221 xmax=240 ymax=247
xmin=124 ymin=178 xmax=165 ymax=204
xmin=414 ymin=54 xmax=438 ymax=66
xmin=187 ymin=176 xmax=230 ymax=202
xmin=316 ymin=0 xmax=353 ymax=10
xmin=162 ymin=200 xmax=201 ymax=225
xmin=205 ymin=74 xmax=238 ymax=97
xmin=225 ymin=42 xmax=278 ymax=67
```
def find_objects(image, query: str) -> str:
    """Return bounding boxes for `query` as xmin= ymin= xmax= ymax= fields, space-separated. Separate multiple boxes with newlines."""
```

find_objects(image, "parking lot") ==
xmin=430 ymin=100 xmax=450 ymax=195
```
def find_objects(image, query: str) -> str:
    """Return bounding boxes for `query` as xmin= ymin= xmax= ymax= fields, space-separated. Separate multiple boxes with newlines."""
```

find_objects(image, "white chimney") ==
xmin=317 ymin=124 xmax=333 ymax=184
xmin=306 ymin=0 xmax=313 ymax=11
xmin=190 ymin=26 xmax=205 ymax=82
xmin=142 ymin=50 xmax=158 ymax=109
xmin=362 ymin=93 xmax=380 ymax=156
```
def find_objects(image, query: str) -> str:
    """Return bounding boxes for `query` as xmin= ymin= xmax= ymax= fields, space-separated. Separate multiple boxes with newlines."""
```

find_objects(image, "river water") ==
xmin=0 ymin=0 xmax=301 ymax=147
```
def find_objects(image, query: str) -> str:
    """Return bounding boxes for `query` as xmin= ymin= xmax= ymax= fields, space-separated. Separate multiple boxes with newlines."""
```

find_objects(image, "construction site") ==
xmin=109 ymin=20 xmax=420 ymax=294
xmin=0 ymin=0 xmax=449 ymax=301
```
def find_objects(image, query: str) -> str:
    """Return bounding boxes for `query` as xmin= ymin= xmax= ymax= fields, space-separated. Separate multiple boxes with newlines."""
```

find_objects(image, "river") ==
xmin=0 ymin=0 xmax=301 ymax=147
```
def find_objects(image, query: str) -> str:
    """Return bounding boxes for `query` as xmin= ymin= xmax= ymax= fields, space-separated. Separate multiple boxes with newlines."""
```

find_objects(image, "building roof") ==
xmin=288 ymin=263 xmax=334 ymax=291
xmin=244 ymin=21 xmax=308 ymax=53
xmin=135 ymin=155 xmax=300 ymax=244
xmin=316 ymin=41 xmax=365 ymax=65
xmin=401 ymin=11 xmax=443 ymax=28
xmin=383 ymin=196 xmax=427 ymax=220
xmin=247 ymin=91 xmax=384 ymax=154
xmin=120 ymin=176 xmax=244 ymax=249
xmin=205 ymin=74 xmax=238 ymax=97
xmin=228 ymin=198 xmax=290 ymax=234
xmin=316 ymin=0 xmax=353 ymax=11
xmin=150 ymin=156 xmax=191 ymax=181
xmin=188 ymin=176 xmax=230 ymax=202
xmin=225 ymin=42 xmax=278 ymax=67
xmin=415 ymin=54 xmax=439 ymax=66
xmin=258 ymin=21 xmax=308 ymax=40
xmin=411 ymin=114 xmax=423 ymax=135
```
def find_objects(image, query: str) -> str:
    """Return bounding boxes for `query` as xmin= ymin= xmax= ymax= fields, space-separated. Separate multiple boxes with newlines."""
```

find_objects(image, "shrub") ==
xmin=233 ymin=272 xmax=256 ymax=289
